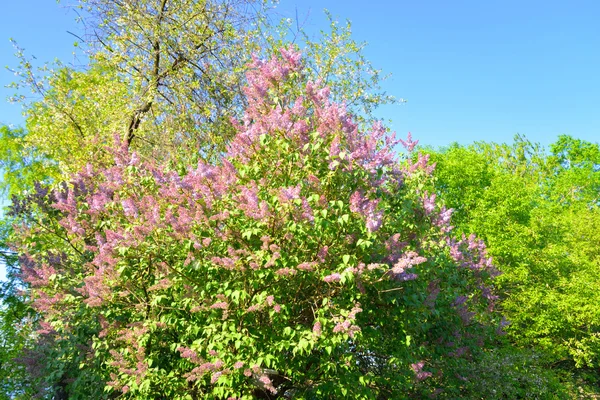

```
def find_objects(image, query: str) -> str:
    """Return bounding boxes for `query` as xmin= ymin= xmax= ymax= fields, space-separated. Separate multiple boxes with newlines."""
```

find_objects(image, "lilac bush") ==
xmin=13 ymin=48 xmax=500 ymax=399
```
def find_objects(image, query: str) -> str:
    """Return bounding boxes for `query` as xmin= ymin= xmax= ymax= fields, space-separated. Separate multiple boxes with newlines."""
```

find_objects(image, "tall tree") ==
xmin=427 ymin=135 xmax=600 ymax=371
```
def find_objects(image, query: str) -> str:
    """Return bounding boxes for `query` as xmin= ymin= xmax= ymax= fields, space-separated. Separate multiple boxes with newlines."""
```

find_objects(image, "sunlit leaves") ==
xmin=429 ymin=135 xmax=600 ymax=369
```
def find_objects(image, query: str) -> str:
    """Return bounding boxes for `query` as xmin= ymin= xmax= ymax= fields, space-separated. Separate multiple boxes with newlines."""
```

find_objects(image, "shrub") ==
xmin=12 ymin=48 xmax=500 ymax=399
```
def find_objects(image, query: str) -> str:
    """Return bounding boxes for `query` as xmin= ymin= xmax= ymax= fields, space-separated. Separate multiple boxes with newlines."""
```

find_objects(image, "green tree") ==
xmin=428 ymin=135 xmax=600 ymax=372
xmin=0 ymin=125 xmax=57 ymax=196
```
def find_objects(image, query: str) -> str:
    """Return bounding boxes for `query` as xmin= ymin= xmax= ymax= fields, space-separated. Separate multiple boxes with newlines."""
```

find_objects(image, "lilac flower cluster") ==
xmin=332 ymin=304 xmax=363 ymax=338
xmin=349 ymin=190 xmax=383 ymax=233
xmin=389 ymin=251 xmax=428 ymax=282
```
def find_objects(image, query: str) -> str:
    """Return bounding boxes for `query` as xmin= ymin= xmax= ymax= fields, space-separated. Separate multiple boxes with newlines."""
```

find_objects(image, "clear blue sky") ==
xmin=1 ymin=0 xmax=599 ymax=149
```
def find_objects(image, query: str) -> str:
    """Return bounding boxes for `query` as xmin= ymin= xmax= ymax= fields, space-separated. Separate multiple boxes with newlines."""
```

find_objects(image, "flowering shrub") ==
xmin=12 ymin=48 xmax=500 ymax=399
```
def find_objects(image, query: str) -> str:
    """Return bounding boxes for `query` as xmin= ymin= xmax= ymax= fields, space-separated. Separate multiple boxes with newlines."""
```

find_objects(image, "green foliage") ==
xmin=0 ymin=125 xmax=57 ymax=196
xmin=428 ymin=134 xmax=600 ymax=372
xmin=415 ymin=345 xmax=571 ymax=399
xmin=0 ymin=235 xmax=34 ymax=399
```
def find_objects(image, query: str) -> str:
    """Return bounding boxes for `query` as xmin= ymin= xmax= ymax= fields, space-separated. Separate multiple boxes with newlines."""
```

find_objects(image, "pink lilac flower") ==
xmin=349 ymin=191 xmax=383 ymax=233
xmin=332 ymin=304 xmax=362 ymax=338
xmin=390 ymin=251 xmax=427 ymax=281
xmin=296 ymin=262 xmax=316 ymax=271
xmin=422 ymin=191 xmax=436 ymax=215
xmin=323 ymin=273 xmax=341 ymax=283
xmin=411 ymin=361 xmax=433 ymax=381
xmin=312 ymin=321 xmax=322 ymax=337
xmin=233 ymin=361 xmax=244 ymax=369
xmin=278 ymin=185 xmax=301 ymax=202
xmin=275 ymin=267 xmax=297 ymax=276
xmin=400 ymin=132 xmax=419 ymax=152
xmin=210 ymin=301 xmax=228 ymax=310
xmin=211 ymin=371 xmax=223 ymax=384
xmin=317 ymin=246 xmax=329 ymax=262
xmin=300 ymin=198 xmax=314 ymax=222
xmin=258 ymin=375 xmax=277 ymax=394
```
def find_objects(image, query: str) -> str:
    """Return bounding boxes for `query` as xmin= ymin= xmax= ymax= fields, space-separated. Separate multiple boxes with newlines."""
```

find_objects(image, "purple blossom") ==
xmin=365 ymin=213 xmax=383 ymax=233
xmin=264 ymin=251 xmax=281 ymax=268
xmin=278 ymin=185 xmax=301 ymax=202
xmin=391 ymin=251 xmax=427 ymax=279
xmin=211 ymin=371 xmax=223 ymax=384
xmin=349 ymin=191 xmax=383 ymax=233
xmin=233 ymin=361 xmax=244 ymax=369
xmin=275 ymin=267 xmax=297 ymax=276
xmin=457 ymin=305 xmax=475 ymax=324
xmin=258 ymin=375 xmax=277 ymax=394
xmin=496 ymin=317 xmax=510 ymax=335
xmin=210 ymin=301 xmax=228 ymax=310
xmin=317 ymin=246 xmax=329 ymax=262
xmin=411 ymin=361 xmax=432 ymax=381
xmin=312 ymin=321 xmax=322 ymax=337
xmin=332 ymin=305 xmax=362 ymax=338
xmin=452 ymin=295 xmax=468 ymax=307
xmin=279 ymin=46 xmax=302 ymax=67
xmin=300 ymin=198 xmax=314 ymax=222
xmin=400 ymin=132 xmax=419 ymax=152
xmin=329 ymin=135 xmax=341 ymax=158
xmin=394 ymin=272 xmax=418 ymax=281
xmin=238 ymin=183 xmax=269 ymax=220
xmin=211 ymin=256 xmax=237 ymax=270
xmin=406 ymin=152 xmax=436 ymax=176
xmin=89 ymin=192 xmax=110 ymax=214
xmin=435 ymin=206 xmax=454 ymax=228
xmin=323 ymin=273 xmax=341 ymax=283
xmin=177 ymin=347 xmax=201 ymax=364
xmin=297 ymin=262 xmax=316 ymax=271
xmin=129 ymin=152 xmax=140 ymax=166
xmin=422 ymin=191 xmax=436 ymax=215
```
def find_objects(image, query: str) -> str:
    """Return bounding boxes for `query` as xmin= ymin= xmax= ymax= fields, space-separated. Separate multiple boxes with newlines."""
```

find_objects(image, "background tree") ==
xmin=427 ymin=134 xmax=600 ymax=391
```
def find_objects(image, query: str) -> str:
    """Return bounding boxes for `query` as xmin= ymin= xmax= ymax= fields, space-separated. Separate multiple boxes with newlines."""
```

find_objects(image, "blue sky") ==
xmin=1 ymin=0 xmax=599 ymax=149
xmin=275 ymin=0 xmax=600 ymax=148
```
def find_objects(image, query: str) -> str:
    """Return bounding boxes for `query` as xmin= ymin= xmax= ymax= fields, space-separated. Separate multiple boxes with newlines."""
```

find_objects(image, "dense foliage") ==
xmin=427 ymin=135 xmax=600 ymax=393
